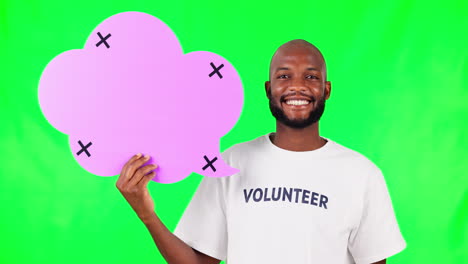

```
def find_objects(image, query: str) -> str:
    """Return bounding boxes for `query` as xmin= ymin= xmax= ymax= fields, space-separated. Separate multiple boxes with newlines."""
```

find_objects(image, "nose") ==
xmin=288 ymin=77 xmax=306 ymax=92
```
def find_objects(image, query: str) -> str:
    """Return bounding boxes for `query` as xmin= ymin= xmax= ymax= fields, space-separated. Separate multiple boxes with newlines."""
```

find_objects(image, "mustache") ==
xmin=280 ymin=92 xmax=316 ymax=103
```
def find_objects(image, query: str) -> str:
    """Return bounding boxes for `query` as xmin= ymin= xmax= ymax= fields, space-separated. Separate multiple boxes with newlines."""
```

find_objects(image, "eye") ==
xmin=306 ymin=75 xmax=319 ymax=79
xmin=277 ymin=74 xmax=289 ymax=79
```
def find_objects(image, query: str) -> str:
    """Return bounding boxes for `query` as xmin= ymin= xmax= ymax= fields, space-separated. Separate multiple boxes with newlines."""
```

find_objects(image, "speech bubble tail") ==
xmin=194 ymin=152 xmax=239 ymax=178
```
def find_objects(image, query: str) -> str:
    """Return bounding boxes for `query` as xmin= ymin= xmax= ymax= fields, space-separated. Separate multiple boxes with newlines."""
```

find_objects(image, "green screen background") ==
xmin=1 ymin=0 xmax=467 ymax=263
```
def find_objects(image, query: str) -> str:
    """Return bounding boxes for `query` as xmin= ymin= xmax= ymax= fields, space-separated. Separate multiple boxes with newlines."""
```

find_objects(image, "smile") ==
xmin=285 ymin=100 xmax=310 ymax=107
xmin=285 ymin=99 xmax=310 ymax=106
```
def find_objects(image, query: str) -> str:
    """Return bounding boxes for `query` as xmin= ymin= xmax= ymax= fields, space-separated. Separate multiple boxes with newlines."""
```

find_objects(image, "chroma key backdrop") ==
xmin=1 ymin=0 xmax=467 ymax=263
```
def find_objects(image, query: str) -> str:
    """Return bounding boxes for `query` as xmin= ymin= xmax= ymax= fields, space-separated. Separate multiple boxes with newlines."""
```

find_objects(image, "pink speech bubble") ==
xmin=38 ymin=11 xmax=243 ymax=183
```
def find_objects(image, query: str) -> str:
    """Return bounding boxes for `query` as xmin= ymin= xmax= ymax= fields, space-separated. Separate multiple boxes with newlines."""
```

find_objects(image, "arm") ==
xmin=348 ymin=168 xmax=406 ymax=263
xmin=116 ymin=153 xmax=220 ymax=264
xmin=142 ymin=212 xmax=220 ymax=264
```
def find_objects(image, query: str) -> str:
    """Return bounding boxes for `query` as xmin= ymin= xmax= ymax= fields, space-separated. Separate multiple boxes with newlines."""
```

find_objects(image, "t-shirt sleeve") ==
xmin=172 ymin=152 xmax=229 ymax=261
xmin=348 ymin=167 xmax=407 ymax=264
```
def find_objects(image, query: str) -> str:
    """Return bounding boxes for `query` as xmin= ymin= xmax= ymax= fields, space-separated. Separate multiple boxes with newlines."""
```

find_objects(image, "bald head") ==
xmin=269 ymin=39 xmax=327 ymax=80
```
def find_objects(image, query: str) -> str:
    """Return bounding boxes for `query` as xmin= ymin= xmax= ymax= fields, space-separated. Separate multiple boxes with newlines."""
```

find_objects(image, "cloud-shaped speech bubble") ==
xmin=38 ymin=11 xmax=243 ymax=183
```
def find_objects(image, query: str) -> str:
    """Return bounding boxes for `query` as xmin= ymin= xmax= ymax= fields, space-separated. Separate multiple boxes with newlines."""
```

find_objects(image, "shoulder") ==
xmin=220 ymin=135 xmax=264 ymax=165
xmin=328 ymin=138 xmax=383 ymax=176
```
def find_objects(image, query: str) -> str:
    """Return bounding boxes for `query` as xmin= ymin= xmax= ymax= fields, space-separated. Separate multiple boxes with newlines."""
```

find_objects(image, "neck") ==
xmin=270 ymin=121 xmax=327 ymax=151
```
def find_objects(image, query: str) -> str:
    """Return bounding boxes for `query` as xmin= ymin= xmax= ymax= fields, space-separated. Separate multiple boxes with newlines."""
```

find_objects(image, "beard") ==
xmin=268 ymin=93 xmax=326 ymax=129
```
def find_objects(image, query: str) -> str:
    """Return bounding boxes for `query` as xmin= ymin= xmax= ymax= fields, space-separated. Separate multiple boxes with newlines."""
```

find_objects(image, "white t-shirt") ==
xmin=173 ymin=133 xmax=406 ymax=264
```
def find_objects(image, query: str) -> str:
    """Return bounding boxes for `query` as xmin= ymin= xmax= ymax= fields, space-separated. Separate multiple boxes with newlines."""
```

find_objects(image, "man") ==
xmin=116 ymin=39 xmax=406 ymax=264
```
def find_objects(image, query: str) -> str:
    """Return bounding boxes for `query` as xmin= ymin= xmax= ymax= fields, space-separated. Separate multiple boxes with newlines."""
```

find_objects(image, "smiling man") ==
xmin=117 ymin=39 xmax=407 ymax=264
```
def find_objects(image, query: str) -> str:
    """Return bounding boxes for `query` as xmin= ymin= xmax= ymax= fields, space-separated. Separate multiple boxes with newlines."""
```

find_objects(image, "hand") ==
xmin=116 ymin=153 xmax=158 ymax=221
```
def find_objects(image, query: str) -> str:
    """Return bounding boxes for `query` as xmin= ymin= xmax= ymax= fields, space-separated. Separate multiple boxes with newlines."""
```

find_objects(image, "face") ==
xmin=265 ymin=46 xmax=331 ymax=129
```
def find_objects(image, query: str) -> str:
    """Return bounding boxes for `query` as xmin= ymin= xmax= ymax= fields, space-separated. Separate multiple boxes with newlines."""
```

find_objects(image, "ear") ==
xmin=265 ymin=81 xmax=271 ymax=99
xmin=324 ymin=81 xmax=331 ymax=100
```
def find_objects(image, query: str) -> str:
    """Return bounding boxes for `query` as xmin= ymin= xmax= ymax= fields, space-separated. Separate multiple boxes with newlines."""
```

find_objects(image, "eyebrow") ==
xmin=275 ymin=67 xmax=320 ymax=72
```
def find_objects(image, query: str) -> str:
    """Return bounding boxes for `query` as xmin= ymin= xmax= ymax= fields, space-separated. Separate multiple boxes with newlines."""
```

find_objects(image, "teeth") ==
xmin=285 ymin=100 xmax=309 ymax=106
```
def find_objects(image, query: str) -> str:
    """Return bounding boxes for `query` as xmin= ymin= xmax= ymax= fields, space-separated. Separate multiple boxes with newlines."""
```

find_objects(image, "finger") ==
xmin=125 ymin=154 xmax=151 ymax=185
xmin=137 ymin=164 xmax=158 ymax=187
xmin=117 ymin=153 xmax=142 ymax=186
xmin=128 ymin=163 xmax=157 ymax=187
xmin=137 ymin=170 xmax=156 ymax=188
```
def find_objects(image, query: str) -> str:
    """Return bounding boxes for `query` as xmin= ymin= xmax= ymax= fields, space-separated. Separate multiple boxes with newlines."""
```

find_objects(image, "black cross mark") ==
xmin=208 ymin=62 xmax=224 ymax=79
xmin=96 ymin=32 xmax=111 ymax=48
xmin=76 ymin=140 xmax=93 ymax=157
xmin=202 ymin=155 xmax=218 ymax=172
